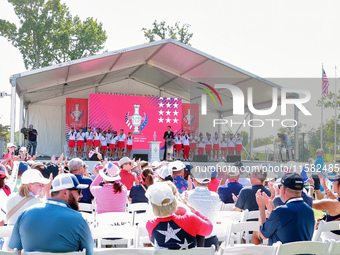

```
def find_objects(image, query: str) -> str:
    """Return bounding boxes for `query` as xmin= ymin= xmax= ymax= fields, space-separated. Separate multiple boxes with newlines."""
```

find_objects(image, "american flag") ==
xmin=322 ymin=68 xmax=330 ymax=99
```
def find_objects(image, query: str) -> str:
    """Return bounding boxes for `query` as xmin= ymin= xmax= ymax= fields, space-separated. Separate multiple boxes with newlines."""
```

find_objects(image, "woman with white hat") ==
xmin=3 ymin=143 xmax=16 ymax=169
xmin=6 ymin=169 xmax=51 ymax=225
xmin=145 ymin=182 xmax=213 ymax=249
xmin=90 ymin=162 xmax=127 ymax=214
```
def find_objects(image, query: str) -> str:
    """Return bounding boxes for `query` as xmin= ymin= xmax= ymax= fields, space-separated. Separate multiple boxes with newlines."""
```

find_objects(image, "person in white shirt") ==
xmin=235 ymin=133 xmax=243 ymax=157
xmin=212 ymin=132 xmax=221 ymax=161
xmin=220 ymin=133 xmax=228 ymax=160
xmin=181 ymin=131 xmax=190 ymax=161
xmin=126 ymin=132 xmax=134 ymax=159
xmin=198 ymin=133 xmax=205 ymax=156
xmin=174 ymin=133 xmax=182 ymax=160
xmin=100 ymin=131 xmax=108 ymax=158
xmin=76 ymin=128 xmax=85 ymax=159
xmin=227 ymin=134 xmax=236 ymax=156
xmin=108 ymin=130 xmax=116 ymax=160
xmin=189 ymin=131 xmax=199 ymax=160
xmin=204 ymin=133 xmax=213 ymax=161
xmin=85 ymin=127 xmax=94 ymax=158
xmin=116 ymin=129 xmax=126 ymax=159
xmin=93 ymin=128 xmax=102 ymax=149
xmin=68 ymin=127 xmax=76 ymax=158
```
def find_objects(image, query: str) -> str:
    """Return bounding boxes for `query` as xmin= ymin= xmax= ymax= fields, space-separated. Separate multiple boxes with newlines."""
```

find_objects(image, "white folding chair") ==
xmin=274 ymin=240 xmax=330 ymax=255
xmin=0 ymin=248 xmax=17 ymax=255
xmin=327 ymin=240 xmax=340 ymax=255
xmin=134 ymin=224 xmax=152 ymax=248
xmin=153 ymin=245 xmax=215 ymax=255
xmin=94 ymin=247 xmax=154 ymax=255
xmin=220 ymin=203 xmax=235 ymax=211
xmin=128 ymin=203 xmax=149 ymax=225
xmin=22 ymin=249 xmax=85 ymax=255
xmin=0 ymin=226 xmax=14 ymax=238
xmin=219 ymin=243 xmax=276 ymax=255
xmin=79 ymin=203 xmax=94 ymax=213
xmin=92 ymin=212 xmax=134 ymax=248
xmin=224 ymin=221 xmax=259 ymax=246
xmin=312 ymin=220 xmax=340 ymax=241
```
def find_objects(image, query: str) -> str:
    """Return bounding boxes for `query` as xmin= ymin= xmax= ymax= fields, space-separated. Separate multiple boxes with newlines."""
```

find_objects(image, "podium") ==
xmin=148 ymin=141 xmax=161 ymax=162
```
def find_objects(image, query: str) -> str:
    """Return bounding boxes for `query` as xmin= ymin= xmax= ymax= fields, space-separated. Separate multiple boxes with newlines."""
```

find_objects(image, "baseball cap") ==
xmin=151 ymin=161 xmax=162 ymax=169
xmin=51 ymin=173 xmax=88 ymax=192
xmin=119 ymin=157 xmax=132 ymax=167
xmin=0 ymin=165 xmax=7 ymax=178
xmin=328 ymin=174 xmax=340 ymax=182
xmin=234 ymin=161 xmax=243 ymax=168
xmin=20 ymin=147 xmax=27 ymax=152
xmin=21 ymin=169 xmax=50 ymax=185
xmin=157 ymin=166 xmax=173 ymax=180
xmin=7 ymin=143 xmax=15 ymax=148
xmin=99 ymin=162 xmax=121 ymax=182
xmin=191 ymin=166 xmax=211 ymax=184
xmin=281 ymin=172 xmax=304 ymax=190
xmin=19 ymin=162 xmax=29 ymax=173
xmin=227 ymin=166 xmax=240 ymax=177
xmin=169 ymin=160 xmax=185 ymax=171
xmin=145 ymin=182 xmax=174 ymax=206
xmin=29 ymin=124 xmax=33 ymax=127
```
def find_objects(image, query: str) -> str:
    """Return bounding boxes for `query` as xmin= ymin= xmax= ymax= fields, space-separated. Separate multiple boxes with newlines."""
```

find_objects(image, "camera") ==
xmin=21 ymin=127 xmax=29 ymax=135
xmin=278 ymin=133 xmax=285 ymax=140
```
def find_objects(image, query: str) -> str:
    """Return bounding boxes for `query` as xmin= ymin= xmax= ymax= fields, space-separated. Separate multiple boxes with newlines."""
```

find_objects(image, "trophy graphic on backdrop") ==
xmin=183 ymin=108 xmax=195 ymax=126
xmin=70 ymin=104 xmax=84 ymax=122
xmin=130 ymin=104 xmax=143 ymax=134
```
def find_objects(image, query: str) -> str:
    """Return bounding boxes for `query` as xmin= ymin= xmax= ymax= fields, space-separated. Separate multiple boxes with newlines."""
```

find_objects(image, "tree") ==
xmin=0 ymin=124 xmax=10 ymax=143
xmin=0 ymin=0 xmax=107 ymax=69
xmin=142 ymin=20 xmax=193 ymax=46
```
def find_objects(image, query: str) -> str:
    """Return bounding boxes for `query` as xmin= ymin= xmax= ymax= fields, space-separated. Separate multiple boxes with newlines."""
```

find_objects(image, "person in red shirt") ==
xmin=118 ymin=157 xmax=139 ymax=190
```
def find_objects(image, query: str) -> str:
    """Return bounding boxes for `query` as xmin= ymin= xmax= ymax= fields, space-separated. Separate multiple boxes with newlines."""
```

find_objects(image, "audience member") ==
xmin=218 ymin=165 xmax=243 ymax=204
xmin=8 ymin=173 xmax=94 ymax=255
xmin=119 ymin=157 xmax=139 ymax=190
xmin=129 ymin=168 xmax=154 ymax=203
xmin=170 ymin=160 xmax=188 ymax=194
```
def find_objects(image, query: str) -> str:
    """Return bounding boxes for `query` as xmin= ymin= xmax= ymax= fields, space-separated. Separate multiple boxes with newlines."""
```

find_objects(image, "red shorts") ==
xmin=86 ymin=140 xmax=93 ymax=146
xmin=228 ymin=147 xmax=235 ymax=152
xmin=236 ymin=144 xmax=242 ymax=151
xmin=94 ymin=140 xmax=101 ymax=147
xmin=117 ymin=141 xmax=125 ymax=148
xmin=190 ymin=143 xmax=197 ymax=149
xmin=77 ymin=140 xmax=84 ymax=147
xmin=205 ymin=144 xmax=212 ymax=151
xmin=221 ymin=147 xmax=228 ymax=151
xmin=101 ymin=146 xmax=107 ymax=151
xmin=109 ymin=143 xmax=115 ymax=149
xmin=198 ymin=147 xmax=204 ymax=155
xmin=175 ymin=144 xmax=182 ymax=150
xmin=127 ymin=145 xmax=132 ymax=150
xmin=213 ymin=144 xmax=220 ymax=150
xmin=68 ymin=140 xmax=75 ymax=147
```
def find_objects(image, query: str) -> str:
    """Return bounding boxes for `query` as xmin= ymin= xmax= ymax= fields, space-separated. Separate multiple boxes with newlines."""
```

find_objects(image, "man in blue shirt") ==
xmin=170 ymin=160 xmax=188 ymax=194
xmin=218 ymin=165 xmax=243 ymax=204
xmin=26 ymin=124 xmax=38 ymax=156
xmin=69 ymin=158 xmax=93 ymax=203
xmin=256 ymin=172 xmax=314 ymax=245
xmin=282 ymin=133 xmax=292 ymax=161
xmin=312 ymin=149 xmax=325 ymax=200
xmin=9 ymin=173 xmax=94 ymax=255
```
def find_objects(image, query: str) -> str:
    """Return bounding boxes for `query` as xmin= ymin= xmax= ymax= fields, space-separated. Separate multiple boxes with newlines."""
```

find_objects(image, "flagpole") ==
xmin=321 ymin=64 xmax=324 ymax=150
xmin=335 ymin=65 xmax=337 ymax=161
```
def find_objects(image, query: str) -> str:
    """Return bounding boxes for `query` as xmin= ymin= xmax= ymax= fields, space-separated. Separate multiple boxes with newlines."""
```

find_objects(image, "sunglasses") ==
xmin=67 ymin=189 xmax=81 ymax=195
xmin=277 ymin=184 xmax=283 ymax=189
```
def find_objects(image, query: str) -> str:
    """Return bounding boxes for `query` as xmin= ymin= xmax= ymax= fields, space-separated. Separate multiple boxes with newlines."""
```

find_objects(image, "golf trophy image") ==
xmin=73 ymin=104 xmax=81 ymax=122
xmin=131 ymin=104 xmax=143 ymax=134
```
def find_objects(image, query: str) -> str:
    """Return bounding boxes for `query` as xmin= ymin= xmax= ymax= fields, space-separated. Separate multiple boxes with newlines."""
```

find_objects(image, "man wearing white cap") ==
xmin=217 ymin=165 xmax=243 ymax=204
xmin=186 ymin=167 xmax=221 ymax=249
xmin=9 ymin=173 xmax=94 ymax=255
xmin=169 ymin=160 xmax=188 ymax=194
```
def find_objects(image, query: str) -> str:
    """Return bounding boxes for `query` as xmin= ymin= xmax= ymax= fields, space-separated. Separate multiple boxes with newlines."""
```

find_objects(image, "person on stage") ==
xmin=235 ymin=133 xmax=243 ymax=157
xmin=68 ymin=127 xmax=76 ymax=159
xmin=212 ymin=132 xmax=221 ymax=161
xmin=76 ymin=128 xmax=85 ymax=159
xmin=204 ymin=133 xmax=213 ymax=161
xmin=163 ymin=126 xmax=174 ymax=161
xmin=126 ymin=132 xmax=134 ymax=159
xmin=100 ymin=131 xmax=108 ymax=158
xmin=189 ymin=130 xmax=199 ymax=160
xmin=198 ymin=133 xmax=205 ymax=156
xmin=220 ymin=133 xmax=228 ymax=160
xmin=182 ymin=131 xmax=190 ymax=161
xmin=107 ymin=130 xmax=115 ymax=160
xmin=85 ymin=127 xmax=94 ymax=159
xmin=174 ymin=133 xmax=182 ymax=160
xmin=26 ymin=124 xmax=38 ymax=156
xmin=227 ymin=133 xmax=236 ymax=156
xmin=93 ymin=128 xmax=101 ymax=150
xmin=117 ymin=129 xmax=126 ymax=159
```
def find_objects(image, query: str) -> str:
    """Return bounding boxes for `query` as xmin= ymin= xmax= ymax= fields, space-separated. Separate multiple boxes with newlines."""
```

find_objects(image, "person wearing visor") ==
xmin=146 ymin=182 xmax=213 ymax=249
xmin=9 ymin=173 xmax=94 ymax=255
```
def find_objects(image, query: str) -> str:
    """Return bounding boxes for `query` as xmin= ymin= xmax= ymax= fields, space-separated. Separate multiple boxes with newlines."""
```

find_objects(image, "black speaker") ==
xmin=227 ymin=155 xmax=241 ymax=162
xmin=89 ymin=153 xmax=101 ymax=161
xmin=133 ymin=153 xmax=148 ymax=161
xmin=193 ymin=155 xmax=208 ymax=162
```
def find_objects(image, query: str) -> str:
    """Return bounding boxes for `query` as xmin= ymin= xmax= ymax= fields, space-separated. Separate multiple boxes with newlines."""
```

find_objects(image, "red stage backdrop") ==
xmin=66 ymin=98 xmax=88 ymax=132
xmin=89 ymin=94 xmax=182 ymax=150
xmin=182 ymin=103 xmax=199 ymax=133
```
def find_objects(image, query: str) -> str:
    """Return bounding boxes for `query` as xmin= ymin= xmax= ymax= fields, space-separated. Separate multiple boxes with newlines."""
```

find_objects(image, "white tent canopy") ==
xmin=9 ymin=39 xmax=299 ymax=157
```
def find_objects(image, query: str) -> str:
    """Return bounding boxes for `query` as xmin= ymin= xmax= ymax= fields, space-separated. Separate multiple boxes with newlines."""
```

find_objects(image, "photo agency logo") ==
xmin=198 ymin=83 xmax=312 ymax=128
